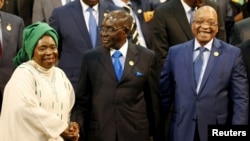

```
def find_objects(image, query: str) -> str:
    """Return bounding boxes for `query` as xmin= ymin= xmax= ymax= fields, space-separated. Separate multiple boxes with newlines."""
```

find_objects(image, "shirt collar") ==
xmin=80 ymin=0 xmax=99 ymax=12
xmin=110 ymin=39 xmax=128 ymax=57
xmin=194 ymin=38 xmax=214 ymax=51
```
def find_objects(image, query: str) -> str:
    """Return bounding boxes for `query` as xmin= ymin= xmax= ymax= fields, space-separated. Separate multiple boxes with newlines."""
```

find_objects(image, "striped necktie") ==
xmin=123 ymin=4 xmax=140 ymax=45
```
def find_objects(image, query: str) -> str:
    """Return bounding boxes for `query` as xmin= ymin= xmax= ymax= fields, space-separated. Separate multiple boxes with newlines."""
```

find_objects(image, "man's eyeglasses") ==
xmin=193 ymin=20 xmax=218 ymax=27
xmin=99 ymin=26 xmax=124 ymax=33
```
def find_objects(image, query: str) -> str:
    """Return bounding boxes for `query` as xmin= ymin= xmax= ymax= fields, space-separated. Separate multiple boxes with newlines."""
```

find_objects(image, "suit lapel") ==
xmin=0 ymin=12 xmax=11 ymax=49
xmin=184 ymin=40 xmax=197 ymax=94
xmin=173 ymin=0 xmax=193 ymax=39
xmin=199 ymin=39 xmax=222 ymax=94
xmin=99 ymin=48 xmax=118 ymax=81
xmin=121 ymin=43 xmax=139 ymax=81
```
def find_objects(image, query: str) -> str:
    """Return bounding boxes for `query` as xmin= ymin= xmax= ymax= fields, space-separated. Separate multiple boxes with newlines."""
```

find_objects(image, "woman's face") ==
xmin=33 ymin=35 xmax=58 ymax=69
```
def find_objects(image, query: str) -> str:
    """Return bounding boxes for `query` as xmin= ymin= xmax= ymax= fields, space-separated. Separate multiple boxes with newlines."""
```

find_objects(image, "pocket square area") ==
xmin=135 ymin=72 xmax=143 ymax=77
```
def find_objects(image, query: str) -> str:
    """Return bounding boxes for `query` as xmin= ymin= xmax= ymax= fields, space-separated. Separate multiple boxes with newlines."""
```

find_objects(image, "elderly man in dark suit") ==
xmin=152 ymin=0 xmax=226 ymax=71
xmin=49 ymin=0 xmax=120 ymax=91
xmin=0 ymin=0 xmax=24 ymax=112
xmin=71 ymin=10 xmax=160 ymax=141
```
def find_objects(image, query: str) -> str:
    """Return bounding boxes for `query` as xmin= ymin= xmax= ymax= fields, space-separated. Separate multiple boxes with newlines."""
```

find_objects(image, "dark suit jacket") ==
xmin=0 ymin=11 xmax=24 ymax=111
xmin=160 ymin=38 xmax=249 ymax=141
xmin=152 ymin=0 xmax=226 ymax=70
xmin=49 ymin=0 xmax=120 ymax=91
xmin=230 ymin=17 xmax=250 ymax=45
xmin=71 ymin=42 xmax=160 ymax=141
xmin=237 ymin=39 xmax=250 ymax=124
xmin=1 ymin=0 xmax=34 ymax=26
xmin=105 ymin=0 xmax=154 ymax=48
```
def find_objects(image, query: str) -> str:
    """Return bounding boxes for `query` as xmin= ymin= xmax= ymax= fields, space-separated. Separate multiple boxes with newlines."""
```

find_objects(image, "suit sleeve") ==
xmin=230 ymin=50 xmax=249 ymax=124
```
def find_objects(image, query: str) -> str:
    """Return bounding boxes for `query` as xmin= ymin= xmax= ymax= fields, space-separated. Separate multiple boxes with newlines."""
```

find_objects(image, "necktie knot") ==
xmin=113 ymin=51 xmax=122 ymax=58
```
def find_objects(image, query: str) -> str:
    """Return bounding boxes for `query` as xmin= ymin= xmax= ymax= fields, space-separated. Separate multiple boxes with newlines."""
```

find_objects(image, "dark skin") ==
xmin=33 ymin=35 xmax=58 ymax=69
xmin=82 ymin=0 xmax=99 ymax=7
xmin=100 ymin=10 xmax=133 ymax=50
xmin=184 ymin=0 xmax=205 ymax=9
xmin=191 ymin=6 xmax=218 ymax=46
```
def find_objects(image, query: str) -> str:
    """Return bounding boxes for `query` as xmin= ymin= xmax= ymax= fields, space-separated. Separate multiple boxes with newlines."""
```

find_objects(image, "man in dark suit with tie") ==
xmin=160 ymin=6 xmax=249 ymax=141
xmin=71 ymin=10 xmax=160 ymax=141
xmin=152 ymin=0 xmax=226 ymax=71
xmin=49 ymin=0 xmax=120 ymax=91
xmin=0 ymin=0 xmax=24 ymax=112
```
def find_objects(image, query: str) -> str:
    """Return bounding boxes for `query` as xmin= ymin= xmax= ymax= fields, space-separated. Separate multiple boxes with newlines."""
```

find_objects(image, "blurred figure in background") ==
xmin=0 ymin=0 xmax=24 ymax=113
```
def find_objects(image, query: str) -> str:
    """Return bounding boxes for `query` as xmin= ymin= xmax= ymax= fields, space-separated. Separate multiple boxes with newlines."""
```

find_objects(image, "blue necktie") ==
xmin=87 ymin=7 xmax=97 ymax=48
xmin=113 ymin=51 xmax=123 ymax=81
xmin=194 ymin=47 xmax=206 ymax=86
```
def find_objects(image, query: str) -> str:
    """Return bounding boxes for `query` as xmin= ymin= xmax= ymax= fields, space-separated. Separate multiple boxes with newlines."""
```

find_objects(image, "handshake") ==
xmin=61 ymin=122 xmax=80 ymax=141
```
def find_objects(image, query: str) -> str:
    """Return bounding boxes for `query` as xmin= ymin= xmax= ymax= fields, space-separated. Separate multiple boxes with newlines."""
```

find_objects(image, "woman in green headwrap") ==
xmin=0 ymin=22 xmax=79 ymax=141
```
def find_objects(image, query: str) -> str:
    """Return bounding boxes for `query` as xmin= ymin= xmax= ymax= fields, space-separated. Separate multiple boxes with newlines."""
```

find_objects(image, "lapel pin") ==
xmin=7 ymin=24 xmax=12 ymax=31
xmin=214 ymin=52 xmax=219 ymax=56
xmin=129 ymin=60 xmax=134 ymax=66
xmin=137 ymin=9 xmax=142 ymax=14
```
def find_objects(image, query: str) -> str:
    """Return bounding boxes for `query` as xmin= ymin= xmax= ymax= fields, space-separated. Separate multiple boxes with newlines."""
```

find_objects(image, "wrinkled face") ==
xmin=33 ymin=35 xmax=58 ymax=69
xmin=192 ymin=6 xmax=218 ymax=46
xmin=100 ymin=15 xmax=127 ymax=50
xmin=82 ymin=0 xmax=99 ymax=7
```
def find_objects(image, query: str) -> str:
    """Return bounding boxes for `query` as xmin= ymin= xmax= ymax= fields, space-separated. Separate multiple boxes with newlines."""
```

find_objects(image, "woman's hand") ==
xmin=61 ymin=122 xmax=80 ymax=141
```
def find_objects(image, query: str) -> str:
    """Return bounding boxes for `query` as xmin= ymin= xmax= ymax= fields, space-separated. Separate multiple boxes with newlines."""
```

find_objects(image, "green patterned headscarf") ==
xmin=13 ymin=22 xmax=59 ymax=67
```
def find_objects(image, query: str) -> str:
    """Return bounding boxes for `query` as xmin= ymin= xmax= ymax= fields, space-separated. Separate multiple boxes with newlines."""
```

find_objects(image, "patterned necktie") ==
xmin=87 ymin=7 xmax=97 ymax=48
xmin=194 ymin=47 xmax=206 ymax=86
xmin=113 ymin=51 xmax=123 ymax=81
xmin=123 ymin=5 xmax=139 ymax=45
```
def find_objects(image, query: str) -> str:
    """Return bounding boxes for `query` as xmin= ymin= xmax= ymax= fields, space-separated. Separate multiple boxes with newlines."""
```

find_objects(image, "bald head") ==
xmin=103 ymin=10 xmax=133 ymax=33
xmin=192 ymin=6 xmax=218 ymax=46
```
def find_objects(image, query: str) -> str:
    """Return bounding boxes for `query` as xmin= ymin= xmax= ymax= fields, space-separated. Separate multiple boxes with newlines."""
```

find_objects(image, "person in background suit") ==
xmin=71 ymin=10 xmax=160 ymax=141
xmin=152 ymin=0 xmax=226 ymax=71
xmin=32 ymin=0 xmax=73 ymax=23
xmin=237 ymin=39 xmax=250 ymax=125
xmin=230 ymin=17 xmax=250 ymax=45
xmin=105 ymin=0 xmax=155 ymax=48
xmin=213 ymin=0 xmax=234 ymax=42
xmin=0 ymin=0 xmax=24 ymax=113
xmin=160 ymin=6 xmax=248 ymax=141
xmin=49 ymin=0 xmax=120 ymax=91
xmin=1 ymin=0 xmax=34 ymax=26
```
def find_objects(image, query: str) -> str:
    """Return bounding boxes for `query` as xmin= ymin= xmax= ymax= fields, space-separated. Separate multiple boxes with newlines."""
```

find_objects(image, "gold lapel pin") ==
xmin=7 ymin=24 xmax=12 ymax=31
xmin=129 ymin=61 xmax=134 ymax=66
xmin=214 ymin=52 xmax=219 ymax=56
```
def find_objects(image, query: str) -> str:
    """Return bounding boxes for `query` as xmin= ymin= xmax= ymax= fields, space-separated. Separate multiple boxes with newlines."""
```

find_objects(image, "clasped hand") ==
xmin=61 ymin=122 xmax=80 ymax=141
